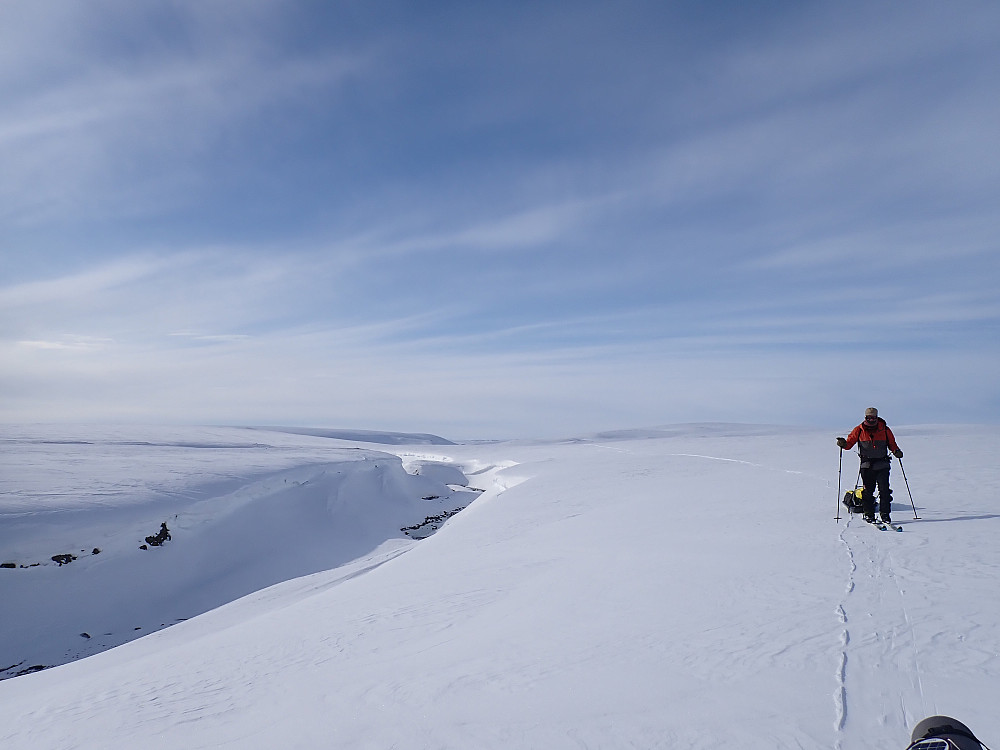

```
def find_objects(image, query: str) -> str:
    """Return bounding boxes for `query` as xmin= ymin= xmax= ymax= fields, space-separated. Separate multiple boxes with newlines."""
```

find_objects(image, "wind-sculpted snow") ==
xmin=0 ymin=424 xmax=998 ymax=750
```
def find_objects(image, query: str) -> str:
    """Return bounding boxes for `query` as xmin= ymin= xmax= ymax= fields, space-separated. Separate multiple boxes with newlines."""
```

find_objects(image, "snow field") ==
xmin=0 ymin=424 xmax=997 ymax=749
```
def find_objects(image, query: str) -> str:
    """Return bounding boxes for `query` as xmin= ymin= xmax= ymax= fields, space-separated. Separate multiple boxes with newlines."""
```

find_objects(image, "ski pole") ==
xmin=898 ymin=457 xmax=920 ymax=519
xmin=836 ymin=447 xmax=843 ymax=521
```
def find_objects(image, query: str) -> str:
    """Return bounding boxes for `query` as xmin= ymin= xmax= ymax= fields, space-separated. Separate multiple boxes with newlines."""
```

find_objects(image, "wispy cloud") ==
xmin=0 ymin=4 xmax=372 ymax=225
xmin=168 ymin=332 xmax=252 ymax=345
xmin=17 ymin=335 xmax=115 ymax=352
xmin=1 ymin=2 xmax=998 ymax=434
xmin=0 ymin=254 xmax=172 ymax=309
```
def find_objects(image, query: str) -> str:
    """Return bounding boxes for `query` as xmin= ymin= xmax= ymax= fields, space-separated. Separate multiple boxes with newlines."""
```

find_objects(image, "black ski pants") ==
xmin=860 ymin=466 xmax=893 ymax=520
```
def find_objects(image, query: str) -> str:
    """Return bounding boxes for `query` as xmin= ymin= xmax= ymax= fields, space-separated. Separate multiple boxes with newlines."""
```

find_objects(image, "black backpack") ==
xmin=842 ymin=488 xmax=865 ymax=514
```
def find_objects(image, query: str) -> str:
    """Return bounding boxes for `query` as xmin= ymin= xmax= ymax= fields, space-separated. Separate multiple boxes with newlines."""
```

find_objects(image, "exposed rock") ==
xmin=144 ymin=522 xmax=171 ymax=547
xmin=401 ymin=507 xmax=467 ymax=538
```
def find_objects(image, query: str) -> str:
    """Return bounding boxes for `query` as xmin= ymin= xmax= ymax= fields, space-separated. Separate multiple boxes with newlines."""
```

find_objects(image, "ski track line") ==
xmin=589 ymin=446 xmax=825 ymax=485
xmin=834 ymin=518 xmax=857 ymax=745
xmin=665 ymin=452 xmax=834 ymax=483
xmin=585 ymin=442 xmax=634 ymax=455
xmin=886 ymin=547 xmax=928 ymax=722
xmin=869 ymin=537 xmax=926 ymax=731
xmin=667 ymin=452 xmax=767 ymax=468
xmin=836 ymin=515 xmax=928 ymax=746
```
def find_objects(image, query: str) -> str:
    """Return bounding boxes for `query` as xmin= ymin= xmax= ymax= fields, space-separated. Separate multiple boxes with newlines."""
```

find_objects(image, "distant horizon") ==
xmin=2 ymin=417 xmax=995 ymax=444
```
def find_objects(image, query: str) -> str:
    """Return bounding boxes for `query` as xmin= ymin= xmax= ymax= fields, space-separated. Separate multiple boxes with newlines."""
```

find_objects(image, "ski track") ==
xmin=836 ymin=513 xmax=928 ymax=748
xmin=834 ymin=518 xmax=855 ymax=743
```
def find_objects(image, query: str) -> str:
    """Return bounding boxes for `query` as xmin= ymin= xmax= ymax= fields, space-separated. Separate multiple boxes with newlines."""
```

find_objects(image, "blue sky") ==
xmin=1 ymin=0 xmax=998 ymax=438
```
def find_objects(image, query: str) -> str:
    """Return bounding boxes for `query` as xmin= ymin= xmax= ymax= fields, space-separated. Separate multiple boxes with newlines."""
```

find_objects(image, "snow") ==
xmin=0 ymin=423 xmax=997 ymax=749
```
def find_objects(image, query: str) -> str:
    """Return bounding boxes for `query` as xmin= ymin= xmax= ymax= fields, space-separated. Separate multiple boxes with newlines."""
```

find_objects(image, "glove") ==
xmin=836 ymin=437 xmax=847 ymax=449
xmin=893 ymin=448 xmax=903 ymax=458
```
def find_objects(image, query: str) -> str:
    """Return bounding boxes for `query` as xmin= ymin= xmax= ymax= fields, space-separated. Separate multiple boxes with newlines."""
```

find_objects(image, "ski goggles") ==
xmin=908 ymin=741 xmax=959 ymax=750
xmin=906 ymin=736 xmax=988 ymax=750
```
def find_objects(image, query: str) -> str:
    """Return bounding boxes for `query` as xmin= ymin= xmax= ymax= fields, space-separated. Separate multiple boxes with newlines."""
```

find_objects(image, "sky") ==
xmin=1 ymin=0 xmax=998 ymax=438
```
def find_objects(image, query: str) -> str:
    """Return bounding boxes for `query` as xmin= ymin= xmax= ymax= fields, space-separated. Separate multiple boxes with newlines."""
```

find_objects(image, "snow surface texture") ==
xmin=0 ymin=423 xmax=997 ymax=749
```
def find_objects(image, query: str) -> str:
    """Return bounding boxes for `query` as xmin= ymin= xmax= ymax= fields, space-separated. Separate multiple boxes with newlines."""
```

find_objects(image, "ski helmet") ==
xmin=909 ymin=716 xmax=984 ymax=750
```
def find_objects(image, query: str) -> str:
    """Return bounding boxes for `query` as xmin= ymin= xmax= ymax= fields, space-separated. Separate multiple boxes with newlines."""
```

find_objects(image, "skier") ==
xmin=836 ymin=407 xmax=903 ymax=525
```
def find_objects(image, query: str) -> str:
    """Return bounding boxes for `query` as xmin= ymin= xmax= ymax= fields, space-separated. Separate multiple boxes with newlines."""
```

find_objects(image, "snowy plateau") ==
xmin=0 ymin=423 xmax=997 ymax=750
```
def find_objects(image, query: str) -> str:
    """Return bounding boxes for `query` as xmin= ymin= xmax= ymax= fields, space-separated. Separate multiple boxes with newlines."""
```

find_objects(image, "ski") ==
xmin=862 ymin=517 xmax=902 ymax=532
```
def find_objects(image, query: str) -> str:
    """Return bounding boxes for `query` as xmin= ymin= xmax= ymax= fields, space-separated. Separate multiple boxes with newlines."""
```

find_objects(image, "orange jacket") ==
xmin=843 ymin=418 xmax=900 ymax=468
